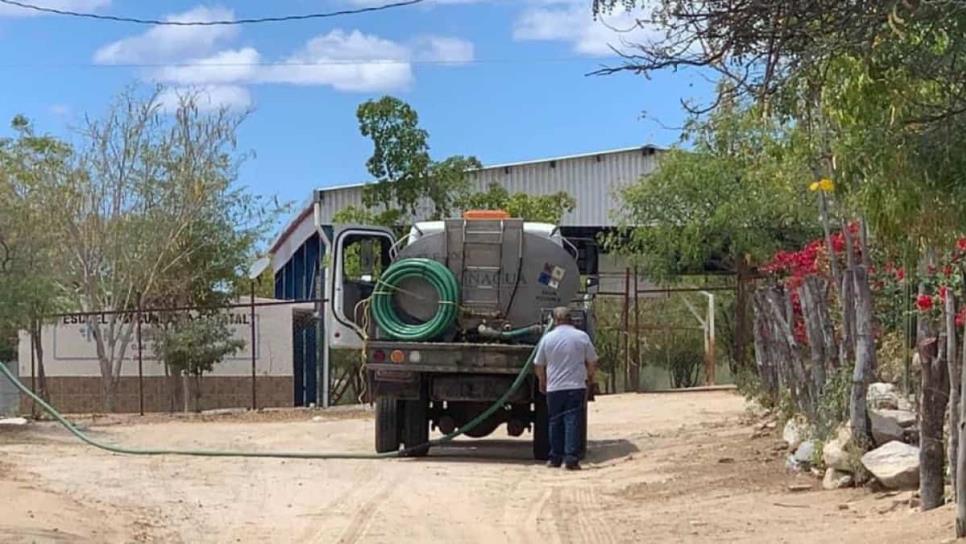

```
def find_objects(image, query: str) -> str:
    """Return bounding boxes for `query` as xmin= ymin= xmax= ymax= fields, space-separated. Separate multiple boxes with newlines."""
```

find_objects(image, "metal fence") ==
xmin=21 ymin=296 xmax=324 ymax=415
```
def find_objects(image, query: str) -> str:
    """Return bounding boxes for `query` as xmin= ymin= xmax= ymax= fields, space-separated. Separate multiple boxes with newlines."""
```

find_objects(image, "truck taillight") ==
xmin=372 ymin=350 xmax=386 ymax=363
xmin=389 ymin=350 xmax=405 ymax=363
xmin=408 ymin=350 xmax=421 ymax=363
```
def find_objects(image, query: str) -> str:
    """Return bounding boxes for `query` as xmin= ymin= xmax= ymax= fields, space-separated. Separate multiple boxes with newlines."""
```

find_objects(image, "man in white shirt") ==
xmin=534 ymin=306 xmax=598 ymax=470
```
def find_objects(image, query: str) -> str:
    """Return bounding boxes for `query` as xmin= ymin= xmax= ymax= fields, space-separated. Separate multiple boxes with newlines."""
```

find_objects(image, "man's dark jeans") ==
xmin=547 ymin=388 xmax=585 ymax=466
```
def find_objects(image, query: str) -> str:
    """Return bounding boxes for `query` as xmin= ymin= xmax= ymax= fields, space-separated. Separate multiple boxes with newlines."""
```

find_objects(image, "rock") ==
xmin=823 ymin=424 xmax=853 ymax=472
xmin=822 ymin=468 xmax=854 ymax=490
xmin=311 ymin=416 xmax=324 ymax=422
xmin=0 ymin=417 xmax=28 ymax=425
xmin=870 ymin=410 xmax=906 ymax=444
xmin=794 ymin=440 xmax=817 ymax=464
xmin=788 ymin=483 xmax=813 ymax=492
xmin=868 ymin=382 xmax=901 ymax=410
xmin=861 ymin=441 xmax=920 ymax=489
xmin=783 ymin=418 xmax=809 ymax=450
xmin=873 ymin=409 xmax=917 ymax=429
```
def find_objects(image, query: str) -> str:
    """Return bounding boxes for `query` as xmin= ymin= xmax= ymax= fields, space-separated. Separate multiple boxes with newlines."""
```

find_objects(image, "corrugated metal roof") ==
xmin=270 ymin=145 xmax=662 ymax=264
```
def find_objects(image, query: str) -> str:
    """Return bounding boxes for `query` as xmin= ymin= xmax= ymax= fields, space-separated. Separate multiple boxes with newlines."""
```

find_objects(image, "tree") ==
xmin=458 ymin=183 xmax=576 ymax=224
xmin=607 ymin=104 xmax=819 ymax=280
xmin=32 ymin=87 xmax=273 ymax=412
xmin=0 ymin=116 xmax=72 ymax=400
xmin=345 ymin=96 xmax=480 ymax=224
xmin=151 ymin=314 xmax=244 ymax=412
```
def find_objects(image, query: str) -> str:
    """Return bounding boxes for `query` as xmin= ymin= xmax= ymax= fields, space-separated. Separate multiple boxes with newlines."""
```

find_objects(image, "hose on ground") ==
xmin=371 ymin=258 xmax=459 ymax=341
xmin=0 ymin=321 xmax=550 ymax=460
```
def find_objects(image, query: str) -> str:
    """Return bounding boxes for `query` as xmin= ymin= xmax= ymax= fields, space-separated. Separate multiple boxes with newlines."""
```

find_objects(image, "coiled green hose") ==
xmin=371 ymin=258 xmax=459 ymax=341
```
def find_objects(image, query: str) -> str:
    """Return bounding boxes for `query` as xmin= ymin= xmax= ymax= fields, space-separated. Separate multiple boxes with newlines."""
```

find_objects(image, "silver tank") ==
xmin=392 ymin=218 xmax=579 ymax=333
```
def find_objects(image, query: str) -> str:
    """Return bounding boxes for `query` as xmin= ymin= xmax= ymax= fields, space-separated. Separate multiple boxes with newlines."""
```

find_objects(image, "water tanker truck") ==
xmin=321 ymin=212 xmax=592 ymax=459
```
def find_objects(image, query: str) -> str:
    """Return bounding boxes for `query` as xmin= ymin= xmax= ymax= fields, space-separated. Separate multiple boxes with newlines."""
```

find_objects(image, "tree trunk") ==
xmin=920 ymin=281 xmax=949 ymax=511
xmin=194 ymin=372 xmax=202 ymax=412
xmin=30 ymin=320 xmax=49 ymax=402
xmin=182 ymin=373 xmax=190 ymax=413
xmin=839 ymin=225 xmax=857 ymax=365
xmin=947 ymin=291 xmax=960 ymax=496
xmin=851 ymin=263 xmax=877 ymax=448
xmin=956 ymin=274 xmax=966 ymax=535
xmin=734 ymin=256 xmax=752 ymax=372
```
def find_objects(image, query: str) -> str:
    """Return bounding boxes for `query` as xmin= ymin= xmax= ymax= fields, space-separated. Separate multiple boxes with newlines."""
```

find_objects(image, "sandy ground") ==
xmin=0 ymin=391 xmax=958 ymax=543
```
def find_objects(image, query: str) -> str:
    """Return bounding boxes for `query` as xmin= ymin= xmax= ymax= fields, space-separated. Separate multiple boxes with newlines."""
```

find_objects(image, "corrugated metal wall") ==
xmin=314 ymin=147 xmax=660 ymax=227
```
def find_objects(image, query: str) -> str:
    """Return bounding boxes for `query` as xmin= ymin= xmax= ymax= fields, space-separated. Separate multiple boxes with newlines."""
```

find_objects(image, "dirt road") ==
xmin=0 ymin=391 xmax=956 ymax=543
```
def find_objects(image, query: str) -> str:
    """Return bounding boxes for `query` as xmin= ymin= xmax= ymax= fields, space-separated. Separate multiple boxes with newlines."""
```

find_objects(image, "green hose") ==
xmin=372 ymin=258 xmax=459 ymax=341
xmin=0 ymin=321 xmax=549 ymax=460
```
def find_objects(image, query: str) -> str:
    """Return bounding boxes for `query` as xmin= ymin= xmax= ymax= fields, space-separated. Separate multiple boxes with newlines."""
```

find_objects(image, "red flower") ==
xmin=895 ymin=267 xmax=905 ymax=281
xmin=945 ymin=265 xmax=954 ymax=278
xmin=957 ymin=238 xmax=966 ymax=252
xmin=957 ymin=308 xmax=966 ymax=328
xmin=917 ymin=294 xmax=934 ymax=312
xmin=939 ymin=286 xmax=948 ymax=302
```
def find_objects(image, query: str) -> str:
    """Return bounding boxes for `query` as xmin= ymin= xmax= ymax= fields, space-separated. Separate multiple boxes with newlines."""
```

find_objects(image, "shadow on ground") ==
xmin=415 ymin=437 xmax=639 ymax=465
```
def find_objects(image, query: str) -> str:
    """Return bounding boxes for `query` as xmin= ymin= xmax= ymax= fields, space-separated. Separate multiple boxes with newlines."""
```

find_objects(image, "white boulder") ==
xmin=873 ymin=409 xmax=917 ymax=429
xmin=869 ymin=410 xmax=906 ymax=444
xmin=868 ymin=383 xmax=901 ymax=410
xmin=861 ymin=440 xmax=920 ymax=489
xmin=0 ymin=417 xmax=28 ymax=426
xmin=823 ymin=424 xmax=853 ymax=472
xmin=783 ymin=418 xmax=809 ymax=450
xmin=822 ymin=468 xmax=853 ymax=490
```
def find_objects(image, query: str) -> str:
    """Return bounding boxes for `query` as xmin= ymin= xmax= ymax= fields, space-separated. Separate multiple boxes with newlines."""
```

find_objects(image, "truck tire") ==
xmin=532 ymin=392 xmax=550 ymax=461
xmin=401 ymin=398 xmax=430 ymax=457
xmin=375 ymin=397 xmax=401 ymax=453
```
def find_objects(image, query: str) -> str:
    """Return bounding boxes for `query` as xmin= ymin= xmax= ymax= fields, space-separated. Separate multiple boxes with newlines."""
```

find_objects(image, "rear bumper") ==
xmin=365 ymin=341 xmax=537 ymax=401
xmin=365 ymin=341 xmax=535 ymax=374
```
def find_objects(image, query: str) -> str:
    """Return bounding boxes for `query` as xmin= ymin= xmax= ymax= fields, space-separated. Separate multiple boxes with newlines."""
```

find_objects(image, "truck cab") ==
xmin=322 ymin=215 xmax=592 ymax=459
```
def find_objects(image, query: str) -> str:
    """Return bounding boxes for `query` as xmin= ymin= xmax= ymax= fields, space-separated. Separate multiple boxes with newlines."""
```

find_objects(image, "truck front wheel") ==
xmin=375 ymin=397 xmax=401 ymax=453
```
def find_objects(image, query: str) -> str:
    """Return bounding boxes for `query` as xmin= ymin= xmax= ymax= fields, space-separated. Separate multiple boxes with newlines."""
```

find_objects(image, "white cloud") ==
xmin=157 ymin=85 xmax=252 ymax=112
xmin=514 ymin=2 xmax=660 ymax=56
xmin=412 ymin=36 xmax=474 ymax=64
xmin=0 ymin=0 xmax=109 ymax=16
xmin=154 ymin=47 xmax=261 ymax=85
xmin=259 ymin=30 xmax=413 ymax=91
xmin=93 ymin=5 xmax=474 ymax=94
xmin=93 ymin=6 xmax=237 ymax=64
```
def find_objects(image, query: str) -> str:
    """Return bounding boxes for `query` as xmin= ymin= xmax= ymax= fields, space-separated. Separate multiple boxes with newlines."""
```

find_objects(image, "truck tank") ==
xmin=389 ymin=218 xmax=580 ymax=337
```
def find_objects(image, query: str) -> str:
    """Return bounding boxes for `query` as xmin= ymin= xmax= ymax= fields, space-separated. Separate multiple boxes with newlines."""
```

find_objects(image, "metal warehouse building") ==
xmin=270 ymin=145 xmax=662 ymax=406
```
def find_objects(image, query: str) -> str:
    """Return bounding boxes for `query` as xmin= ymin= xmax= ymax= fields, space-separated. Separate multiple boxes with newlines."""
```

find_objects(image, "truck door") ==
xmin=324 ymin=225 xmax=396 ymax=349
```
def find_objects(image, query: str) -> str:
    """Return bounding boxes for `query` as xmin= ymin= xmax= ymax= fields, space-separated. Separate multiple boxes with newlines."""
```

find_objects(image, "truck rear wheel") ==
xmin=401 ymin=399 xmax=430 ymax=457
xmin=532 ymin=392 xmax=550 ymax=461
xmin=375 ymin=397 xmax=401 ymax=453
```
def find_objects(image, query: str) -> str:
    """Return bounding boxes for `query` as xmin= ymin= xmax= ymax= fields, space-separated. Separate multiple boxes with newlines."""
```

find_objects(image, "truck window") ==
xmin=339 ymin=233 xmax=392 ymax=325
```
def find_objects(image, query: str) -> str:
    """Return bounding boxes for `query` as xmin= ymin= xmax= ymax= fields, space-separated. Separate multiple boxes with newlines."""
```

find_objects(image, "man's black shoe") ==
xmin=546 ymin=460 xmax=562 ymax=468
xmin=564 ymin=462 xmax=581 ymax=471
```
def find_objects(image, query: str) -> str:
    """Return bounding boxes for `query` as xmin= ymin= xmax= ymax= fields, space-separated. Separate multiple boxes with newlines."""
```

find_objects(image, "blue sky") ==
xmin=0 ymin=0 xmax=712 ymax=209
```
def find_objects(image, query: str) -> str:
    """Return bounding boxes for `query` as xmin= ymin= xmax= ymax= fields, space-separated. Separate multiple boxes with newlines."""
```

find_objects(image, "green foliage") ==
xmin=645 ymin=331 xmax=704 ymax=389
xmin=457 ymin=182 xmax=576 ymax=223
xmin=151 ymin=315 xmax=244 ymax=377
xmin=356 ymin=96 xmax=481 ymax=221
xmin=607 ymin=104 xmax=820 ymax=281
xmin=814 ymin=364 xmax=853 ymax=441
